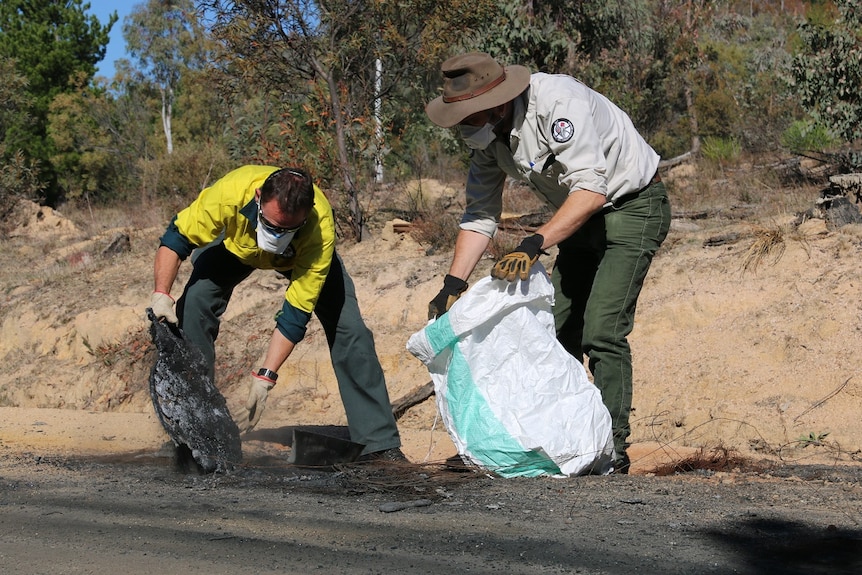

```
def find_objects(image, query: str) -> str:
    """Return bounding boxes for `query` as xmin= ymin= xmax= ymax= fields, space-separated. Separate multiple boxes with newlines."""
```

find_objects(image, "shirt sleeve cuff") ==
xmin=459 ymin=216 xmax=498 ymax=238
xmin=158 ymin=217 xmax=196 ymax=260
xmin=275 ymin=299 xmax=312 ymax=343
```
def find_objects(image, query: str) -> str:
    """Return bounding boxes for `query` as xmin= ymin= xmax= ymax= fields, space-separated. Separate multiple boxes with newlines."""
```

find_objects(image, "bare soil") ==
xmin=1 ymin=167 xmax=861 ymax=573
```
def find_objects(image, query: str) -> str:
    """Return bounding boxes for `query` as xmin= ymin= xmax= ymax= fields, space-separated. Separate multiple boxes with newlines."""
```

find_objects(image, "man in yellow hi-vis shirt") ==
xmin=150 ymin=166 xmax=404 ymax=461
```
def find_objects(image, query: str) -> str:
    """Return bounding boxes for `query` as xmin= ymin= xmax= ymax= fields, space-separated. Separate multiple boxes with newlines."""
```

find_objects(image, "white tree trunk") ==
xmin=160 ymin=86 xmax=174 ymax=155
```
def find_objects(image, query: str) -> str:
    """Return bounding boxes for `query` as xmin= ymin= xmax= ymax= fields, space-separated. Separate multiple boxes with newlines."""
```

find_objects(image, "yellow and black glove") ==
xmin=491 ymin=234 xmax=545 ymax=282
xmin=428 ymin=274 xmax=468 ymax=320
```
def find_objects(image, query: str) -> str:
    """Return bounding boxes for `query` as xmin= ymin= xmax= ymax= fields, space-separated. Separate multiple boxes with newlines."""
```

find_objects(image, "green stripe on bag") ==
xmin=446 ymin=346 xmax=562 ymax=478
xmin=425 ymin=313 xmax=456 ymax=354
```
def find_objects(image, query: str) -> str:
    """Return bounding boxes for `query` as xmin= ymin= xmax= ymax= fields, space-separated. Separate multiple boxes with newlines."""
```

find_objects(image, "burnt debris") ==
xmin=147 ymin=309 xmax=242 ymax=473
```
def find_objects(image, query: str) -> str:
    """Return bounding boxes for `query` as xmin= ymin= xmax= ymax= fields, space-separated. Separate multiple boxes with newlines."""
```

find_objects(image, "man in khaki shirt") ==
xmin=425 ymin=52 xmax=671 ymax=473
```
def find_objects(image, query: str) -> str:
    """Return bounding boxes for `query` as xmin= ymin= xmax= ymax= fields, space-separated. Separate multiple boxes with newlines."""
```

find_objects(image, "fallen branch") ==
xmin=658 ymin=151 xmax=694 ymax=169
xmin=703 ymin=232 xmax=744 ymax=247
xmin=391 ymin=381 xmax=434 ymax=420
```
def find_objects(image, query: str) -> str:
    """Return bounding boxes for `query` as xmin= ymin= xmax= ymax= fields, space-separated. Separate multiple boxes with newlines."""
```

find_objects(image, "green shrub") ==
xmin=780 ymin=121 xmax=838 ymax=153
xmin=701 ymin=136 xmax=741 ymax=164
xmin=138 ymin=143 xmax=233 ymax=205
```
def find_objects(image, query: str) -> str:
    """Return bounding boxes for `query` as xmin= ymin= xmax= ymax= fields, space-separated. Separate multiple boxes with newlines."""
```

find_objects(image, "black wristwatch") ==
xmin=256 ymin=368 xmax=278 ymax=381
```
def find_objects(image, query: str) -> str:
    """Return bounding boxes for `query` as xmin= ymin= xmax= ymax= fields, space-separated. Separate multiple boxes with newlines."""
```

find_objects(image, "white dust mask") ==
xmin=459 ymin=114 xmax=503 ymax=150
xmin=256 ymin=225 xmax=295 ymax=254
xmin=256 ymin=201 xmax=298 ymax=254
xmin=460 ymin=122 xmax=497 ymax=150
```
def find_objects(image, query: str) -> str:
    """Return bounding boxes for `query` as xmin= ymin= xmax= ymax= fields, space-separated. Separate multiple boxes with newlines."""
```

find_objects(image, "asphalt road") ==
xmin=2 ymin=450 xmax=861 ymax=574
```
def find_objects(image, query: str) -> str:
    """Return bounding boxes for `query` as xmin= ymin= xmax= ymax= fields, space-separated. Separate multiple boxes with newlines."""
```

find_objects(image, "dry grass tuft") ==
xmin=649 ymin=446 xmax=768 ymax=476
xmin=742 ymin=225 xmax=787 ymax=273
xmin=60 ymin=200 xmax=172 ymax=235
xmin=409 ymin=210 xmax=462 ymax=254
xmin=503 ymin=181 xmax=547 ymax=216
xmin=332 ymin=460 xmax=486 ymax=497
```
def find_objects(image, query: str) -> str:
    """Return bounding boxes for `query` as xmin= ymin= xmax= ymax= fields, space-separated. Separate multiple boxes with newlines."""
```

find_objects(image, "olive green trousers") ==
xmin=551 ymin=181 xmax=670 ymax=455
xmin=176 ymin=243 xmax=401 ymax=455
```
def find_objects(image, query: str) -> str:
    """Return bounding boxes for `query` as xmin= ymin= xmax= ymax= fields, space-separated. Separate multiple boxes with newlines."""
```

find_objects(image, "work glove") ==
xmin=239 ymin=370 xmax=277 ymax=432
xmin=490 ymin=234 xmax=545 ymax=282
xmin=150 ymin=291 xmax=178 ymax=324
xmin=428 ymin=274 xmax=468 ymax=320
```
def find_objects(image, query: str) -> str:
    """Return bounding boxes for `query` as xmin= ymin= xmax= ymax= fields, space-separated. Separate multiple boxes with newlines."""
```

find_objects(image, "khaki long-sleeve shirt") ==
xmin=461 ymin=73 xmax=660 ymax=238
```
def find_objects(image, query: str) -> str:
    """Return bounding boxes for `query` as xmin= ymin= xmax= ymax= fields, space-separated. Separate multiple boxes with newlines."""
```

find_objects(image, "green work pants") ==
xmin=176 ymin=242 xmax=401 ymax=454
xmin=551 ymin=181 xmax=670 ymax=455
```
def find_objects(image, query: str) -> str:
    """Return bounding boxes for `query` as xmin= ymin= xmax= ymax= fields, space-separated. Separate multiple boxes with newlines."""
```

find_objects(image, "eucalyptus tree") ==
xmin=124 ymin=0 xmax=213 ymax=155
xmin=470 ymin=0 xmax=671 ymax=152
xmin=789 ymin=0 xmax=862 ymax=166
xmin=201 ymin=0 xmax=493 ymax=239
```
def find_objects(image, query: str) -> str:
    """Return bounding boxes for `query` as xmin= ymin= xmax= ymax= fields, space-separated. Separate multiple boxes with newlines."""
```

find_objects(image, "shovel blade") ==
xmin=288 ymin=429 xmax=365 ymax=467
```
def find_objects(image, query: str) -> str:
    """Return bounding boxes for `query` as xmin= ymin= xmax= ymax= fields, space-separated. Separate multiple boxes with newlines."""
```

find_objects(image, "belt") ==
xmin=610 ymin=170 xmax=662 ymax=209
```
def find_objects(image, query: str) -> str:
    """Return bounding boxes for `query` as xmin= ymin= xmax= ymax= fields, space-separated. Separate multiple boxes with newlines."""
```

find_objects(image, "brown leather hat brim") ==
xmin=425 ymin=65 xmax=531 ymax=128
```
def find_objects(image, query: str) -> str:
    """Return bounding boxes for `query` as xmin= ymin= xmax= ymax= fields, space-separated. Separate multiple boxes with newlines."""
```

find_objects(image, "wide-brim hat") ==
xmin=426 ymin=52 xmax=531 ymax=128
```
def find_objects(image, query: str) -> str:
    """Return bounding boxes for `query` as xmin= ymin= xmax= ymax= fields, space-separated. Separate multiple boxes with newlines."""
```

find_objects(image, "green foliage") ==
xmin=0 ymin=0 xmax=115 ymax=203
xmin=780 ymin=120 xmax=838 ymax=153
xmin=468 ymin=0 xmax=788 ymax=159
xmin=137 ymin=142 xmax=233 ymax=205
xmin=382 ymin=118 xmax=466 ymax=184
xmin=46 ymin=70 xmax=173 ymax=206
xmin=470 ymin=1 xmax=581 ymax=73
xmin=646 ymin=5 xmax=803 ymax=157
xmin=3 ymin=0 xmax=859 ymax=216
xmin=0 ymin=57 xmax=44 ymax=229
xmin=124 ymin=0 xmax=210 ymax=79
xmin=695 ymin=87 xmax=739 ymax=140
xmin=279 ymin=82 xmax=343 ymax=187
xmin=732 ymin=13 xmax=800 ymax=152
xmin=701 ymin=136 xmax=741 ymax=165
xmin=202 ymin=0 xmax=495 ymax=206
xmin=172 ymin=68 xmax=228 ymax=146
xmin=0 ymin=0 xmax=114 ymax=97
xmin=0 ymin=57 xmax=32 ymax=140
xmin=124 ymin=0 xmax=214 ymax=155
xmin=471 ymin=0 xmax=663 ymax=128
xmin=47 ymin=73 xmax=117 ymax=205
xmin=789 ymin=0 xmax=862 ymax=144
xmin=0 ymin=149 xmax=44 ymax=236
xmin=799 ymin=0 xmax=840 ymax=28
xmin=38 ymin=2 xmax=225 ymax=205
xmin=796 ymin=431 xmax=830 ymax=447
xmin=650 ymin=123 xmax=692 ymax=160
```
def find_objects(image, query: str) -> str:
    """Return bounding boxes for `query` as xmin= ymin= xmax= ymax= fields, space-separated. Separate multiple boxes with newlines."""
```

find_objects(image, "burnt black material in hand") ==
xmin=148 ymin=309 xmax=242 ymax=473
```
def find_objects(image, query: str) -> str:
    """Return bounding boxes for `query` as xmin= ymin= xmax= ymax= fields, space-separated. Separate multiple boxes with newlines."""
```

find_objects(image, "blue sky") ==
xmin=86 ymin=0 xmax=137 ymax=76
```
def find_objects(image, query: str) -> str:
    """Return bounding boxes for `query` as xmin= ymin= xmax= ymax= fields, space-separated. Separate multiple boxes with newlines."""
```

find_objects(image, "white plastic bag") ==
xmin=407 ymin=264 xmax=614 ymax=477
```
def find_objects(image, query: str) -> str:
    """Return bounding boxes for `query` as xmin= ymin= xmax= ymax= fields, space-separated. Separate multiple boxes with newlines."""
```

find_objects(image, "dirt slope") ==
xmin=0 ymin=174 xmax=860 ymax=470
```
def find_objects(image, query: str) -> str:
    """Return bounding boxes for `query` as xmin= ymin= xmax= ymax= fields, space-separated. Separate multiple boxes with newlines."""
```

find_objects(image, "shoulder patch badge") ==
xmin=551 ymin=118 xmax=574 ymax=143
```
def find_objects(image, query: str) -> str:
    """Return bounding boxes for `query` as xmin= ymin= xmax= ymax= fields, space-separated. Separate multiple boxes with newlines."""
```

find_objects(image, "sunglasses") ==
xmin=258 ymin=204 xmax=306 ymax=236
xmin=257 ymin=168 xmax=312 ymax=235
